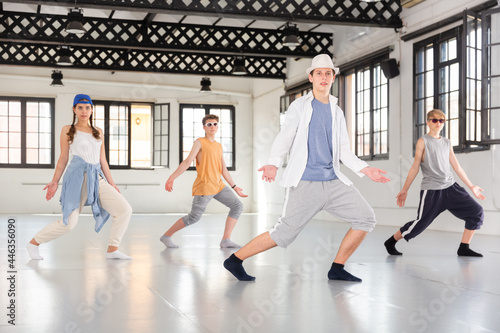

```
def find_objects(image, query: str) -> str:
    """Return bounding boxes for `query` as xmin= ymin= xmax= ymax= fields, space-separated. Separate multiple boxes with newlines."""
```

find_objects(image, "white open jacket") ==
xmin=268 ymin=91 xmax=369 ymax=188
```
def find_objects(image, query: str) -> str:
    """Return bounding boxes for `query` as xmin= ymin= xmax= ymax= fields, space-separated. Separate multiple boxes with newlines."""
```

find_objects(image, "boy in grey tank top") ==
xmin=384 ymin=109 xmax=485 ymax=256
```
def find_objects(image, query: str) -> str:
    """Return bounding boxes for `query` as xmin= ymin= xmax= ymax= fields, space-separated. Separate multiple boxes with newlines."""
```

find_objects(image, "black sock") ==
xmin=223 ymin=254 xmax=256 ymax=281
xmin=328 ymin=262 xmax=362 ymax=282
xmin=457 ymin=243 xmax=483 ymax=257
xmin=384 ymin=235 xmax=402 ymax=255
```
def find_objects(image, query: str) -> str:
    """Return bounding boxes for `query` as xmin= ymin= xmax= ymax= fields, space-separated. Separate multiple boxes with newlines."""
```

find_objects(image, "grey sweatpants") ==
xmin=182 ymin=186 xmax=243 ymax=226
xmin=269 ymin=179 xmax=376 ymax=248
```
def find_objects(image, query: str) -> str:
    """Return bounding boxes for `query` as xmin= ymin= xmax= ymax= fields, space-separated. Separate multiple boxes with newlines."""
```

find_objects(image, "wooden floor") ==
xmin=1 ymin=213 xmax=499 ymax=333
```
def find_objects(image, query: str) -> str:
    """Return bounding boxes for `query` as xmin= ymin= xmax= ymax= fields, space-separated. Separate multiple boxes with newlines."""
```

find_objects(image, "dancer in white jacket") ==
xmin=224 ymin=54 xmax=390 ymax=282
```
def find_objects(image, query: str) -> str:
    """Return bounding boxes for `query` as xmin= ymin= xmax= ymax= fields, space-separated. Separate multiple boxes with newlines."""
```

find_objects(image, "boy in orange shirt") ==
xmin=161 ymin=114 xmax=247 ymax=248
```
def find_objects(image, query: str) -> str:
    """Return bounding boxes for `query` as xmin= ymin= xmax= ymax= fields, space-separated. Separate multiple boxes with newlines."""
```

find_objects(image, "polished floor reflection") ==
xmin=1 ymin=213 xmax=499 ymax=333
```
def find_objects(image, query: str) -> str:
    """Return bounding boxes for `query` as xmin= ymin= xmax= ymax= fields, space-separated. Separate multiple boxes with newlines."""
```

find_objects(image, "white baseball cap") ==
xmin=306 ymin=54 xmax=340 ymax=76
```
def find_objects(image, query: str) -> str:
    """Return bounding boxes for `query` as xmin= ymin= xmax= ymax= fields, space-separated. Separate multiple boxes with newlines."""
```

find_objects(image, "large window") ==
xmin=93 ymin=101 xmax=169 ymax=169
xmin=414 ymin=26 xmax=488 ymax=151
xmin=0 ymin=97 xmax=54 ymax=168
xmin=480 ymin=7 xmax=500 ymax=144
xmin=180 ymin=104 xmax=235 ymax=170
xmin=464 ymin=11 xmax=483 ymax=144
xmin=343 ymin=55 xmax=389 ymax=160
xmin=414 ymin=28 xmax=461 ymax=147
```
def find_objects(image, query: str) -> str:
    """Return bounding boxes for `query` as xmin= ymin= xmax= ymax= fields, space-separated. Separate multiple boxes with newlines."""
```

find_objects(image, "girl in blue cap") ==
xmin=27 ymin=94 xmax=133 ymax=260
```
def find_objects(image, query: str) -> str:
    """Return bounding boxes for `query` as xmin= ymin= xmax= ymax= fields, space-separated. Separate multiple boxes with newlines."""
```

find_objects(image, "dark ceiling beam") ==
xmin=245 ymin=20 xmax=256 ymax=28
xmin=0 ymin=11 xmax=333 ymax=58
xmin=0 ymin=41 xmax=287 ymax=79
xmin=144 ymin=13 xmax=157 ymax=25
xmin=308 ymin=24 xmax=322 ymax=32
xmin=0 ymin=0 xmax=403 ymax=28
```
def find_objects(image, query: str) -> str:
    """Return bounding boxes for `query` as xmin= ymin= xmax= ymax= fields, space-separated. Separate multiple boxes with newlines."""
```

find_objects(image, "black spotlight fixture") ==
xmin=50 ymin=70 xmax=64 ymax=86
xmin=232 ymin=56 xmax=247 ymax=75
xmin=56 ymin=46 xmax=73 ymax=66
xmin=282 ymin=22 xmax=300 ymax=49
xmin=65 ymin=8 xmax=86 ymax=34
xmin=200 ymin=77 xmax=211 ymax=93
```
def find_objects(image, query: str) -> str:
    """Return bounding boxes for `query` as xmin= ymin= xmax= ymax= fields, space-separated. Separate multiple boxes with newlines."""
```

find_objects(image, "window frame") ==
xmin=413 ymin=26 xmax=489 ymax=153
xmin=152 ymin=103 xmax=170 ymax=168
xmin=93 ymin=100 xmax=132 ymax=169
xmin=479 ymin=7 xmax=500 ymax=144
xmin=179 ymin=104 xmax=236 ymax=171
xmin=341 ymin=53 xmax=390 ymax=161
xmin=0 ymin=96 xmax=55 ymax=169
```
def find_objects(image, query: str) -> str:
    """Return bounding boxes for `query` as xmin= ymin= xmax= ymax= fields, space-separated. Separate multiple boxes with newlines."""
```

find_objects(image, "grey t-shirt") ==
xmin=420 ymin=134 xmax=455 ymax=190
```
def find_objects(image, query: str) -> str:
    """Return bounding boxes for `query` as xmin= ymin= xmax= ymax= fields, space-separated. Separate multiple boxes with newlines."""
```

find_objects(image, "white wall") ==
xmin=0 ymin=66 xmax=254 ymax=214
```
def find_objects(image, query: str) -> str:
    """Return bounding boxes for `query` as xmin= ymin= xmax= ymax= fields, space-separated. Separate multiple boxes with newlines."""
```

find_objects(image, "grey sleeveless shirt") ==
xmin=420 ymin=134 xmax=454 ymax=190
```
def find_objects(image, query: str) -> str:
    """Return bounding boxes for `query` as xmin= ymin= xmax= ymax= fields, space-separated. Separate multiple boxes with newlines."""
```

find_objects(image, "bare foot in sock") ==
xmin=457 ymin=243 xmax=483 ymax=257
xmin=220 ymin=239 xmax=241 ymax=248
xmin=223 ymin=254 xmax=255 ymax=281
xmin=328 ymin=263 xmax=362 ymax=282
xmin=27 ymin=242 xmax=43 ymax=260
xmin=160 ymin=235 xmax=178 ymax=248
xmin=106 ymin=250 xmax=132 ymax=260
xmin=384 ymin=236 xmax=402 ymax=255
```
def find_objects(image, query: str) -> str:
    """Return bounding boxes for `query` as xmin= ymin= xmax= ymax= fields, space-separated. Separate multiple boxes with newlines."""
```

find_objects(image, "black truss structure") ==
xmin=3 ymin=0 xmax=403 ymax=28
xmin=0 ymin=0 xmax=403 ymax=78
xmin=0 ymin=11 xmax=333 ymax=57
xmin=0 ymin=42 xmax=287 ymax=78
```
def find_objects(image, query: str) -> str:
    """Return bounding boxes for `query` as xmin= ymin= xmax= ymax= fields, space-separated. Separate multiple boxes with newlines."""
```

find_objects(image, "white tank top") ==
xmin=69 ymin=130 xmax=102 ymax=164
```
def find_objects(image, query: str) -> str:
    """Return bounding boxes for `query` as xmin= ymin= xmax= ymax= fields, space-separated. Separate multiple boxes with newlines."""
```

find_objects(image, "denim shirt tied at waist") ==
xmin=59 ymin=155 xmax=110 ymax=232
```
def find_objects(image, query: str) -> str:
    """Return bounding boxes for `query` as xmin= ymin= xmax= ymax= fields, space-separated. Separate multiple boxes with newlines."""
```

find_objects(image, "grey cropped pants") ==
xmin=269 ymin=179 xmax=376 ymax=248
xmin=182 ymin=186 xmax=243 ymax=226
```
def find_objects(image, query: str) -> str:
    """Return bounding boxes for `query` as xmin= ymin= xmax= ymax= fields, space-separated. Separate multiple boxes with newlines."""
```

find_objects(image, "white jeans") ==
xmin=35 ymin=174 xmax=132 ymax=247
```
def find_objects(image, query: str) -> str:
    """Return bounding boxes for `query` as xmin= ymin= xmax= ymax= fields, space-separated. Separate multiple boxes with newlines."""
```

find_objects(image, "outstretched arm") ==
xmin=221 ymin=157 xmax=248 ymax=197
xmin=396 ymin=138 xmax=425 ymax=207
xmin=449 ymin=148 xmax=485 ymax=200
xmin=165 ymin=140 xmax=202 ymax=192
xmin=44 ymin=126 xmax=70 ymax=201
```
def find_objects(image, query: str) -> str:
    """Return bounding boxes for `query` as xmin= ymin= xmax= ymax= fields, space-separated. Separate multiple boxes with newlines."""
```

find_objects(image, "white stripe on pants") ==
xmin=35 ymin=174 xmax=132 ymax=247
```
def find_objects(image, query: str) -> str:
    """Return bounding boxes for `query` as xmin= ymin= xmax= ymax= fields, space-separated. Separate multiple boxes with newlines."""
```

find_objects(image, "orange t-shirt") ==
xmin=192 ymin=137 xmax=225 ymax=196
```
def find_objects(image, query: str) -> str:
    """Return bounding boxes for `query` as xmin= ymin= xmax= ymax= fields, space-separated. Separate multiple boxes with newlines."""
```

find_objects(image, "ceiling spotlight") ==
xmin=200 ymin=77 xmax=212 ymax=93
xmin=65 ymin=8 xmax=86 ymax=34
xmin=232 ymin=56 xmax=247 ymax=75
xmin=50 ymin=70 xmax=64 ymax=86
xmin=282 ymin=22 xmax=300 ymax=49
xmin=56 ymin=46 xmax=73 ymax=66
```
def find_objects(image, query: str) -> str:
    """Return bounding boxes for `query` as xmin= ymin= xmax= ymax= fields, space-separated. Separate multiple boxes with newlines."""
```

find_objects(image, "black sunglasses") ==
xmin=428 ymin=119 xmax=445 ymax=123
